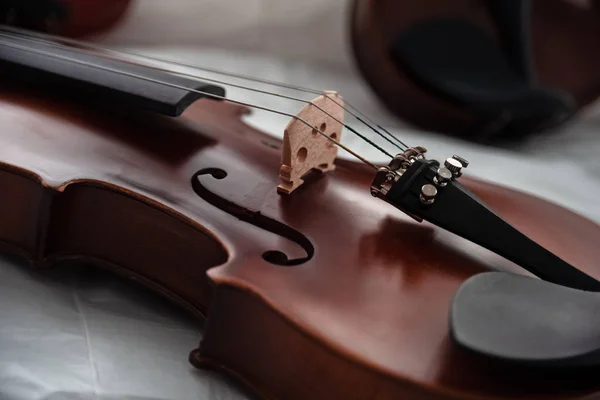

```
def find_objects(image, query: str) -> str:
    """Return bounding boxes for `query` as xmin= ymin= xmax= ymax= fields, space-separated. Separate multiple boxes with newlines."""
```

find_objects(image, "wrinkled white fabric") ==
xmin=2 ymin=0 xmax=600 ymax=399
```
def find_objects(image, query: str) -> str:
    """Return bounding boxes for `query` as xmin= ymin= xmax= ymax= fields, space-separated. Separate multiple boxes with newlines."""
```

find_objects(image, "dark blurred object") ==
xmin=0 ymin=0 xmax=132 ymax=37
xmin=350 ymin=0 xmax=600 ymax=143
xmin=0 ymin=0 xmax=67 ymax=33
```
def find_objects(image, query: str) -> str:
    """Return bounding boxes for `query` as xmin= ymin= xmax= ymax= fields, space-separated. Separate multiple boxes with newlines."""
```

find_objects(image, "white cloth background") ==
xmin=2 ymin=1 xmax=600 ymax=399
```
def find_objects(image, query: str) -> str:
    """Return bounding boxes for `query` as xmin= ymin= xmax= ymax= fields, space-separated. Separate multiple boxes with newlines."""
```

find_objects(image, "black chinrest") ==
xmin=450 ymin=272 xmax=600 ymax=367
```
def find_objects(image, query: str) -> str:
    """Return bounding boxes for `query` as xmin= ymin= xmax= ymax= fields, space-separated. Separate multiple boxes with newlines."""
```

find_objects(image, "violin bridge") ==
xmin=277 ymin=90 xmax=344 ymax=195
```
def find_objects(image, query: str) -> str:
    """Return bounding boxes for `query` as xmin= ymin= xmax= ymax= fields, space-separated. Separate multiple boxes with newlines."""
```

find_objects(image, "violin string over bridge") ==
xmin=278 ymin=91 xmax=344 ymax=195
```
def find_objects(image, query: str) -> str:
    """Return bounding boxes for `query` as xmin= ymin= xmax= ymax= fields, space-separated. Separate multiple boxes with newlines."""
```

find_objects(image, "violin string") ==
xmin=0 ymin=26 xmax=403 ymax=155
xmin=0 ymin=30 xmax=395 ymax=159
xmin=356 ymin=117 xmax=409 ymax=149
xmin=0 ymin=24 xmax=409 ymax=151
xmin=0 ymin=37 xmax=379 ymax=170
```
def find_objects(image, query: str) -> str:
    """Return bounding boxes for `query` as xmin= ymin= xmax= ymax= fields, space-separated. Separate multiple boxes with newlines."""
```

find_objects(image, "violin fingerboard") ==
xmin=0 ymin=30 xmax=225 ymax=116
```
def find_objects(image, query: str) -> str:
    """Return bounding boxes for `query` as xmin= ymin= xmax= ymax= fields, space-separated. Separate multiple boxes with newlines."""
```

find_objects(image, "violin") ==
xmin=350 ymin=0 xmax=600 ymax=141
xmin=1 ymin=19 xmax=600 ymax=400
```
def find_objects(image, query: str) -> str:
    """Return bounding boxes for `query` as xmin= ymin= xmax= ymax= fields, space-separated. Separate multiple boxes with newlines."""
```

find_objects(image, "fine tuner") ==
xmin=373 ymin=150 xmax=468 ymax=206
xmin=370 ymin=147 xmax=469 ymax=201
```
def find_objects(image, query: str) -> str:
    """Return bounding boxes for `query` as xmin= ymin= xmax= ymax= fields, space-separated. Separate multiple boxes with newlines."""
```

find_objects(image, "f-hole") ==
xmin=191 ymin=168 xmax=314 ymax=266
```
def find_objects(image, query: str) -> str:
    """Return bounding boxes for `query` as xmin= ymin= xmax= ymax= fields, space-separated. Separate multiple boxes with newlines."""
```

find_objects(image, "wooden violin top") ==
xmin=1 ymin=73 xmax=600 ymax=399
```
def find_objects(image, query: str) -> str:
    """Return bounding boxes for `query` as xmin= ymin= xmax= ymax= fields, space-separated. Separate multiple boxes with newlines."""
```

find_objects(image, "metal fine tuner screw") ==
xmin=452 ymin=155 xmax=469 ymax=168
xmin=444 ymin=158 xmax=462 ymax=174
xmin=444 ymin=155 xmax=469 ymax=177
xmin=434 ymin=167 xmax=452 ymax=186
xmin=420 ymin=184 xmax=437 ymax=205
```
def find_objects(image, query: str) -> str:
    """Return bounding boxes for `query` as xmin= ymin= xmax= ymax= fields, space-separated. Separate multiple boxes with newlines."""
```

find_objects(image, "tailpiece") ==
xmin=371 ymin=147 xmax=600 ymax=292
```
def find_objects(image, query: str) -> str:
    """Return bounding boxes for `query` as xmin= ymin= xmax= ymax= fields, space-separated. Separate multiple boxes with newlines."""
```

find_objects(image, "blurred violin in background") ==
xmin=0 ymin=0 xmax=132 ymax=37
xmin=351 ymin=0 xmax=600 ymax=142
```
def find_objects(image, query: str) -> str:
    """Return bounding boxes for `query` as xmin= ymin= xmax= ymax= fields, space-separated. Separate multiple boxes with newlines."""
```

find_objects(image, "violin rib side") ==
xmin=0 ymin=165 xmax=228 ymax=318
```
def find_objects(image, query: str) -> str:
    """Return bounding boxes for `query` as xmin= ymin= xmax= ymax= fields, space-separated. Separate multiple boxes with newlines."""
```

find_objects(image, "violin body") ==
xmin=2 ymin=70 xmax=600 ymax=399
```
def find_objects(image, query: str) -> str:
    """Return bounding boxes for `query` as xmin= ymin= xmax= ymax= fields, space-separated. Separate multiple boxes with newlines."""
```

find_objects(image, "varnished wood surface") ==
xmin=350 ymin=0 xmax=600 ymax=136
xmin=0 ymin=80 xmax=599 ymax=399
